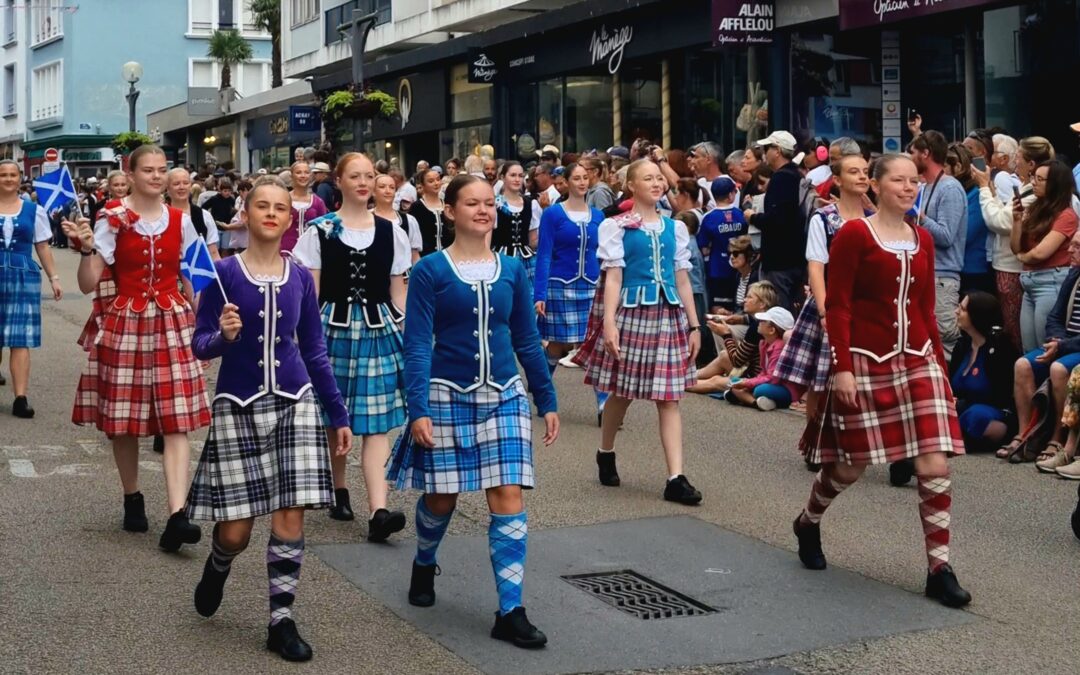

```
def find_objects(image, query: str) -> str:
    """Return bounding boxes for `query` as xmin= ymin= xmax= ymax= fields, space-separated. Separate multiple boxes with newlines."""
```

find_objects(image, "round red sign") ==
xmin=44 ymin=148 xmax=59 ymax=162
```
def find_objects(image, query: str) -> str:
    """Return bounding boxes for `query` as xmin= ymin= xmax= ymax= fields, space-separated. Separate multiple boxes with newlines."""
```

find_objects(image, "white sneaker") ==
xmin=559 ymin=349 xmax=581 ymax=368
xmin=755 ymin=397 xmax=778 ymax=411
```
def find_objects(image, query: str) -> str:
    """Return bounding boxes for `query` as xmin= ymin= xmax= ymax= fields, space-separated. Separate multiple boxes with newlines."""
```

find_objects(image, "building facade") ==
xmin=1 ymin=0 xmax=26 ymax=163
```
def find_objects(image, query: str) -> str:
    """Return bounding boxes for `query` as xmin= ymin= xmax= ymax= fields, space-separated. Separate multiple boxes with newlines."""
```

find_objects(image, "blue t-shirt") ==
xmin=697 ymin=205 xmax=748 ymax=280
xmin=962 ymin=186 xmax=990 ymax=275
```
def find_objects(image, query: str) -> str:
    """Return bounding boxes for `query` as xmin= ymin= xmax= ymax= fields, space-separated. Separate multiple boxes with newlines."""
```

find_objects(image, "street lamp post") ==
xmin=338 ymin=10 xmax=379 ymax=152
xmin=122 ymin=61 xmax=143 ymax=133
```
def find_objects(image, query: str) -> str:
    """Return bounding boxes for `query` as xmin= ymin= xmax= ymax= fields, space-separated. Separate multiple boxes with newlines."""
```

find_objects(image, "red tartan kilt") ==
xmin=77 ymin=269 xmax=116 ymax=352
xmin=73 ymin=298 xmax=210 ymax=438
xmin=801 ymin=351 xmax=963 ymax=465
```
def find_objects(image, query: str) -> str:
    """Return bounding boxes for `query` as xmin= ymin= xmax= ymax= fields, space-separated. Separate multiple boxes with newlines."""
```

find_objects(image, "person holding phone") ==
xmin=945 ymin=144 xmax=995 ymax=296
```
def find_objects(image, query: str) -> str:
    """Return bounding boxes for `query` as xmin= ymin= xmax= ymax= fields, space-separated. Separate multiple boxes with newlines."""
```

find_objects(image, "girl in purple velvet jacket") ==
xmin=185 ymin=178 xmax=352 ymax=662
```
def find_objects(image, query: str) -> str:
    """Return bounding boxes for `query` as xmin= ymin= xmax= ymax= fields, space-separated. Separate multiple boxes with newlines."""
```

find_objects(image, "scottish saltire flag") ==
xmin=181 ymin=236 xmax=218 ymax=295
xmin=32 ymin=165 xmax=78 ymax=212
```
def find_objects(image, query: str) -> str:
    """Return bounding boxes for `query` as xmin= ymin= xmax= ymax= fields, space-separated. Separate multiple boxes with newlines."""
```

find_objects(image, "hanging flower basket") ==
xmin=322 ymin=88 xmax=397 ymax=121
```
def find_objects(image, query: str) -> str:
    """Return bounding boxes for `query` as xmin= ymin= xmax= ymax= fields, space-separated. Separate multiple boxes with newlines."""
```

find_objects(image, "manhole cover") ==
xmin=562 ymin=569 xmax=716 ymax=620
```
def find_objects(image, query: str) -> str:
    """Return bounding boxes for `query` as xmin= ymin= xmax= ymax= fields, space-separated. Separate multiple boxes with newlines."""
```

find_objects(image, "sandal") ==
xmin=997 ymin=435 xmax=1023 ymax=459
xmin=1037 ymin=441 xmax=1063 ymax=464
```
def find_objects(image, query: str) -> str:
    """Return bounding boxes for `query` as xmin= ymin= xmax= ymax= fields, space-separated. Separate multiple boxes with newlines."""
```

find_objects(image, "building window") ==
xmin=2 ymin=0 xmax=15 ymax=45
xmin=31 ymin=60 xmax=62 ymax=121
xmin=191 ymin=0 xmax=265 ymax=36
xmin=3 ymin=64 xmax=14 ymax=117
xmin=325 ymin=0 xmax=390 ymax=46
xmin=291 ymin=0 xmax=319 ymax=27
xmin=32 ymin=0 xmax=63 ymax=45
xmin=190 ymin=0 xmax=215 ymax=34
xmin=191 ymin=59 xmax=269 ymax=97
xmin=191 ymin=59 xmax=218 ymax=87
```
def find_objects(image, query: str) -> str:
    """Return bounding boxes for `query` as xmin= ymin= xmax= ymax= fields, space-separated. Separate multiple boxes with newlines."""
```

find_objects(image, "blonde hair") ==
xmin=747 ymin=280 xmax=778 ymax=309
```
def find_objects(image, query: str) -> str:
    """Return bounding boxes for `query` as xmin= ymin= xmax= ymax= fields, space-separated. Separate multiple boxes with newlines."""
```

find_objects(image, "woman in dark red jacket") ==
xmin=795 ymin=154 xmax=971 ymax=608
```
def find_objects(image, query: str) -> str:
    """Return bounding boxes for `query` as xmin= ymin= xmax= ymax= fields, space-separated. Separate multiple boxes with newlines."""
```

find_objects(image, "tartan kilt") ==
xmin=323 ymin=302 xmax=406 ymax=435
xmin=0 ymin=256 xmax=42 ymax=349
xmin=572 ymin=275 xmax=695 ymax=401
xmin=775 ymin=297 xmax=832 ymax=393
xmin=185 ymin=390 xmax=333 ymax=522
xmin=539 ymin=277 xmax=595 ymax=343
xmin=802 ymin=351 xmax=964 ymax=465
xmin=387 ymin=380 xmax=534 ymax=494
xmin=516 ymin=253 xmax=537 ymax=283
xmin=72 ymin=299 xmax=211 ymax=438
xmin=77 ymin=269 xmax=116 ymax=352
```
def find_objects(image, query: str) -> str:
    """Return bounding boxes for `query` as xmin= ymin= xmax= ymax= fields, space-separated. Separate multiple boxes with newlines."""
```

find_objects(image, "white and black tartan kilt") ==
xmin=185 ymin=390 xmax=333 ymax=522
xmin=539 ymin=277 xmax=595 ymax=343
xmin=386 ymin=380 xmax=534 ymax=494
xmin=775 ymin=297 xmax=832 ymax=393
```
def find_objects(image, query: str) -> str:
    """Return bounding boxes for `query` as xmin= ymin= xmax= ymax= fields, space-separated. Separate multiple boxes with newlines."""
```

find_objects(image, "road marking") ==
xmin=705 ymin=568 xmax=732 ymax=574
xmin=9 ymin=459 xmax=38 ymax=477
xmin=8 ymin=459 xmax=96 ymax=477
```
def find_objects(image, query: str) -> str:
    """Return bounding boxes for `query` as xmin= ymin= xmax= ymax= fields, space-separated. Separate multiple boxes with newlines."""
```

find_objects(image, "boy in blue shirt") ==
xmin=697 ymin=177 xmax=748 ymax=312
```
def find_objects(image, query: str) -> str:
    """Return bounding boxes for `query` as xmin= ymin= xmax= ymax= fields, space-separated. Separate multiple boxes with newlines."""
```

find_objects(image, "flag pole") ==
xmin=206 ymin=237 xmax=229 ymax=305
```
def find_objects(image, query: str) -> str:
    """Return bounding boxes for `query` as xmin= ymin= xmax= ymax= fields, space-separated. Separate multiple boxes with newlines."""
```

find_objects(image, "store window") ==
xmin=619 ymin=63 xmax=662 ymax=146
xmin=564 ymin=76 xmax=612 ymax=154
xmin=790 ymin=34 xmax=881 ymax=151
xmin=538 ymin=78 xmax=563 ymax=152
xmin=445 ymin=63 xmax=494 ymax=163
xmin=686 ymin=47 xmax=770 ymax=155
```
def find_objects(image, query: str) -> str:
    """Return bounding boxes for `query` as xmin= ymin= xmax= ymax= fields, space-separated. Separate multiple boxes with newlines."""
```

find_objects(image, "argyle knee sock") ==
xmin=488 ymin=511 xmax=528 ymax=615
xmin=917 ymin=473 xmax=953 ymax=573
xmin=801 ymin=468 xmax=857 ymax=525
xmin=267 ymin=533 xmax=304 ymax=626
xmin=415 ymin=496 xmax=453 ymax=567
xmin=210 ymin=529 xmax=242 ymax=573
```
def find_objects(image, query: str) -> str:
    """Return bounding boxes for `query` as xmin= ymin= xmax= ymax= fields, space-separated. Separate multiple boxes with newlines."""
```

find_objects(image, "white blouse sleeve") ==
xmin=33 ymin=206 xmax=51 ymax=243
xmin=180 ymin=213 xmax=200 ymax=255
xmin=390 ymin=225 xmax=412 ymax=275
xmin=596 ymin=217 xmax=626 ymax=269
xmin=805 ymin=213 xmax=829 ymax=264
xmin=406 ymin=214 xmax=422 ymax=250
xmin=93 ymin=216 xmax=118 ymax=265
xmin=530 ymin=200 xmax=542 ymax=231
xmin=673 ymin=219 xmax=693 ymax=271
xmin=201 ymin=209 xmax=220 ymax=246
xmin=291 ymin=226 xmax=322 ymax=269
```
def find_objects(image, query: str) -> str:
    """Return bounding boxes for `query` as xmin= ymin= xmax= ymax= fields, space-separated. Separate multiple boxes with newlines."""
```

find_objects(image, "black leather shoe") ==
xmin=152 ymin=435 xmax=164 ymax=454
xmin=194 ymin=555 xmax=230 ymax=617
xmin=888 ymin=459 xmax=915 ymax=487
xmin=663 ymin=475 xmax=702 ymax=505
xmin=793 ymin=514 xmax=827 ymax=570
xmin=408 ymin=561 xmax=439 ymax=607
xmin=12 ymin=396 xmax=34 ymax=419
xmin=596 ymin=451 xmax=620 ymax=487
xmin=0 ymin=372 xmax=6 ymax=385
xmin=368 ymin=508 xmax=406 ymax=543
xmin=925 ymin=564 xmax=972 ymax=608
xmin=122 ymin=492 xmax=149 ymax=533
xmin=266 ymin=619 xmax=313 ymax=662
xmin=490 ymin=607 xmax=547 ymax=649
xmin=159 ymin=511 xmax=202 ymax=552
xmin=1072 ymin=484 xmax=1080 ymax=541
xmin=328 ymin=488 xmax=355 ymax=521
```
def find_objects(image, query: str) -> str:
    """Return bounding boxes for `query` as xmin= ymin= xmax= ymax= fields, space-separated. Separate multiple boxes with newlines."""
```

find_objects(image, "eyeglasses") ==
xmin=1034 ymin=174 xmax=1049 ymax=183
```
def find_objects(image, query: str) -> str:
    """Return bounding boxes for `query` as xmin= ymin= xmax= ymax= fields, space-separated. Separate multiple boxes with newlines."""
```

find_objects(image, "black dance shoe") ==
xmin=793 ymin=514 xmax=827 ymax=570
xmin=328 ymin=488 xmax=355 ymax=521
xmin=408 ymin=561 xmax=439 ymax=607
xmin=1072 ymin=484 xmax=1080 ymax=541
xmin=152 ymin=435 xmax=164 ymax=454
xmin=596 ymin=451 xmax=620 ymax=487
xmin=0 ymin=371 xmax=6 ymax=385
xmin=122 ymin=492 xmax=149 ymax=533
xmin=159 ymin=511 xmax=202 ymax=552
xmin=266 ymin=619 xmax=313 ymax=662
xmin=663 ymin=475 xmax=702 ymax=505
xmin=491 ymin=607 xmax=548 ymax=649
xmin=888 ymin=459 xmax=915 ymax=487
xmin=925 ymin=564 xmax=972 ymax=608
xmin=12 ymin=396 xmax=34 ymax=419
xmin=194 ymin=555 xmax=230 ymax=617
xmin=367 ymin=508 xmax=406 ymax=543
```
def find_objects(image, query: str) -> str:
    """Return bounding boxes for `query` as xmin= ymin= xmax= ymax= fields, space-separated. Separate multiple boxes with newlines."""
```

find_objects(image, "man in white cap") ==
xmin=311 ymin=161 xmax=339 ymax=211
xmin=743 ymin=130 xmax=806 ymax=313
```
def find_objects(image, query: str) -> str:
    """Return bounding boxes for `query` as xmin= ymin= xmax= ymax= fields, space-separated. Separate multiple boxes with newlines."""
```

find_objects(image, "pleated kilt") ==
xmin=77 ymin=268 xmax=116 ymax=352
xmin=539 ymin=277 xmax=595 ymax=343
xmin=72 ymin=298 xmax=210 ymax=438
xmin=572 ymin=275 xmax=695 ymax=401
xmin=323 ymin=302 xmax=406 ymax=435
xmin=518 ymin=254 xmax=537 ymax=283
xmin=387 ymin=380 xmax=534 ymax=494
xmin=801 ymin=351 xmax=964 ymax=465
xmin=186 ymin=390 xmax=333 ymax=522
xmin=775 ymin=297 xmax=832 ymax=393
xmin=0 ymin=255 xmax=41 ymax=349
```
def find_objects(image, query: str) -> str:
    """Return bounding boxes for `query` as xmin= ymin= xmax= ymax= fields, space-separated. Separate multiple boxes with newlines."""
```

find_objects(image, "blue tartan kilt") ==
xmin=539 ymin=277 xmax=595 ymax=343
xmin=519 ymin=254 xmax=536 ymax=283
xmin=0 ymin=256 xmax=42 ymax=349
xmin=322 ymin=302 xmax=406 ymax=435
xmin=386 ymin=379 xmax=534 ymax=494
xmin=774 ymin=296 xmax=832 ymax=393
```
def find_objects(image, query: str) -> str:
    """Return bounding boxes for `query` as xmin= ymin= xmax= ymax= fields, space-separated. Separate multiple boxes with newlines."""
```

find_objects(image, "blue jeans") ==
xmin=1019 ymin=267 xmax=1071 ymax=352
xmin=1023 ymin=348 xmax=1080 ymax=385
xmin=753 ymin=383 xmax=792 ymax=408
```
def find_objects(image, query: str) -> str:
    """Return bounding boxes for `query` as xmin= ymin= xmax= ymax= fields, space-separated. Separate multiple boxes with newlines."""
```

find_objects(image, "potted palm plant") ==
xmin=207 ymin=28 xmax=253 ymax=112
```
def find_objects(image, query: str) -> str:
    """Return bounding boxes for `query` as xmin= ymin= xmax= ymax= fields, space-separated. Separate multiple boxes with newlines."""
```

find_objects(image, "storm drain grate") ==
xmin=561 ymin=569 xmax=716 ymax=620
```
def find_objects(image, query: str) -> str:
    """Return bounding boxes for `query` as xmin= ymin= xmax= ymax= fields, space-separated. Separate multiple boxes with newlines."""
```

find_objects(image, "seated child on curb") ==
xmin=689 ymin=280 xmax=777 ymax=394
xmin=725 ymin=306 xmax=798 ymax=411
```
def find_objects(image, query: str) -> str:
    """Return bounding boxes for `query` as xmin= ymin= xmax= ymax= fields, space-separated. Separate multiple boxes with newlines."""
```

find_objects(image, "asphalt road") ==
xmin=2 ymin=251 xmax=1078 ymax=674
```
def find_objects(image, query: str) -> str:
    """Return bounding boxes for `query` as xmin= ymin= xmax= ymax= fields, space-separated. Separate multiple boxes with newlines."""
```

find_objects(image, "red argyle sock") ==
xmin=801 ymin=467 xmax=856 ymax=525
xmin=917 ymin=473 xmax=952 ymax=573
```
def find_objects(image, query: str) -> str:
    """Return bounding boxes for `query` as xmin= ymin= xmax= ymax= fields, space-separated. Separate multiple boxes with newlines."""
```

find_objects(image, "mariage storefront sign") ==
xmin=840 ymin=0 xmax=998 ymax=30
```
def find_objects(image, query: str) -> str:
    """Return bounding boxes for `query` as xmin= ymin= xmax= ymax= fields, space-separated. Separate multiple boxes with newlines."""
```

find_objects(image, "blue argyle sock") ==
xmin=488 ymin=511 xmax=528 ymax=615
xmin=414 ymin=496 xmax=453 ymax=567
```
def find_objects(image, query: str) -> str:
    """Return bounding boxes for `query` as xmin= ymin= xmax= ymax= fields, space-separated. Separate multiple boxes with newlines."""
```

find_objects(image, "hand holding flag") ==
xmin=33 ymin=165 xmax=78 ymax=213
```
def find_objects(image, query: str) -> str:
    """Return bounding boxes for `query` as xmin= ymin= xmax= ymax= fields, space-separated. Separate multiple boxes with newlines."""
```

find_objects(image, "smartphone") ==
xmin=1012 ymin=185 xmax=1022 ymax=202
xmin=972 ymin=157 xmax=987 ymax=172
xmin=907 ymin=108 xmax=918 ymax=122
xmin=706 ymin=313 xmax=727 ymax=322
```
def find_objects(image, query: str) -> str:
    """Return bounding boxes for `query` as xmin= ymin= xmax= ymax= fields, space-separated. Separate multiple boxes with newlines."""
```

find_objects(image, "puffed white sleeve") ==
xmin=391 ymin=224 xmax=412 ymax=275
xmin=291 ymin=226 xmax=322 ymax=269
xmin=406 ymin=214 xmax=422 ymax=250
xmin=180 ymin=213 xmax=201 ymax=254
xmin=529 ymin=200 xmax=542 ymax=231
xmin=93 ymin=215 xmax=119 ymax=265
xmin=32 ymin=206 xmax=52 ymax=243
xmin=673 ymin=219 xmax=693 ymax=271
xmin=805 ymin=213 xmax=829 ymax=264
xmin=202 ymin=209 xmax=220 ymax=246
xmin=596 ymin=218 xmax=625 ymax=269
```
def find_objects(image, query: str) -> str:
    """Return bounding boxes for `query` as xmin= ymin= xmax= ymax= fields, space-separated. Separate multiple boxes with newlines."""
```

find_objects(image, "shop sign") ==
xmin=467 ymin=50 xmax=498 ymax=84
xmin=775 ymin=0 xmax=838 ymax=28
xmin=588 ymin=24 xmax=634 ymax=75
xmin=289 ymin=106 xmax=320 ymax=133
xmin=62 ymin=148 xmax=114 ymax=163
xmin=187 ymin=87 xmax=219 ymax=116
xmin=370 ymin=70 xmax=447 ymax=140
xmin=840 ymin=0 xmax=998 ymax=30
xmin=712 ymin=1 xmax=775 ymax=46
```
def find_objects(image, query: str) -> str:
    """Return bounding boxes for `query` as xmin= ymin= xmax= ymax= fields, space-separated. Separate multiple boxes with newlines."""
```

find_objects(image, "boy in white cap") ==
xmin=725 ymin=305 xmax=798 ymax=411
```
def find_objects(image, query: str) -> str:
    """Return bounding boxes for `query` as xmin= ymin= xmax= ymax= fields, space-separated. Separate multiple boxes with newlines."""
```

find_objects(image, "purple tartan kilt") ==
xmin=775 ymin=297 xmax=832 ymax=393
xmin=539 ymin=277 xmax=595 ymax=343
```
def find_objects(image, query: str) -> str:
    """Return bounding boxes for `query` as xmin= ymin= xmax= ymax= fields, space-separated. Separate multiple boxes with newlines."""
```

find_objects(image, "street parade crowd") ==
xmin=4 ymin=116 xmax=1080 ymax=661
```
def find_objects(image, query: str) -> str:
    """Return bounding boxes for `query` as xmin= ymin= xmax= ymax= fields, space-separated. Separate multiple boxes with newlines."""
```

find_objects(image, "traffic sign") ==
xmin=44 ymin=148 xmax=59 ymax=162
xmin=42 ymin=161 xmax=60 ymax=174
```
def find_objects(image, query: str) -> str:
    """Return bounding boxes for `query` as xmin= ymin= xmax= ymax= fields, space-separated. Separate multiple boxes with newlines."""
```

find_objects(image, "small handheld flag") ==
xmin=32 ymin=165 xmax=78 ymax=213
xmin=181 ymin=236 xmax=227 ymax=300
